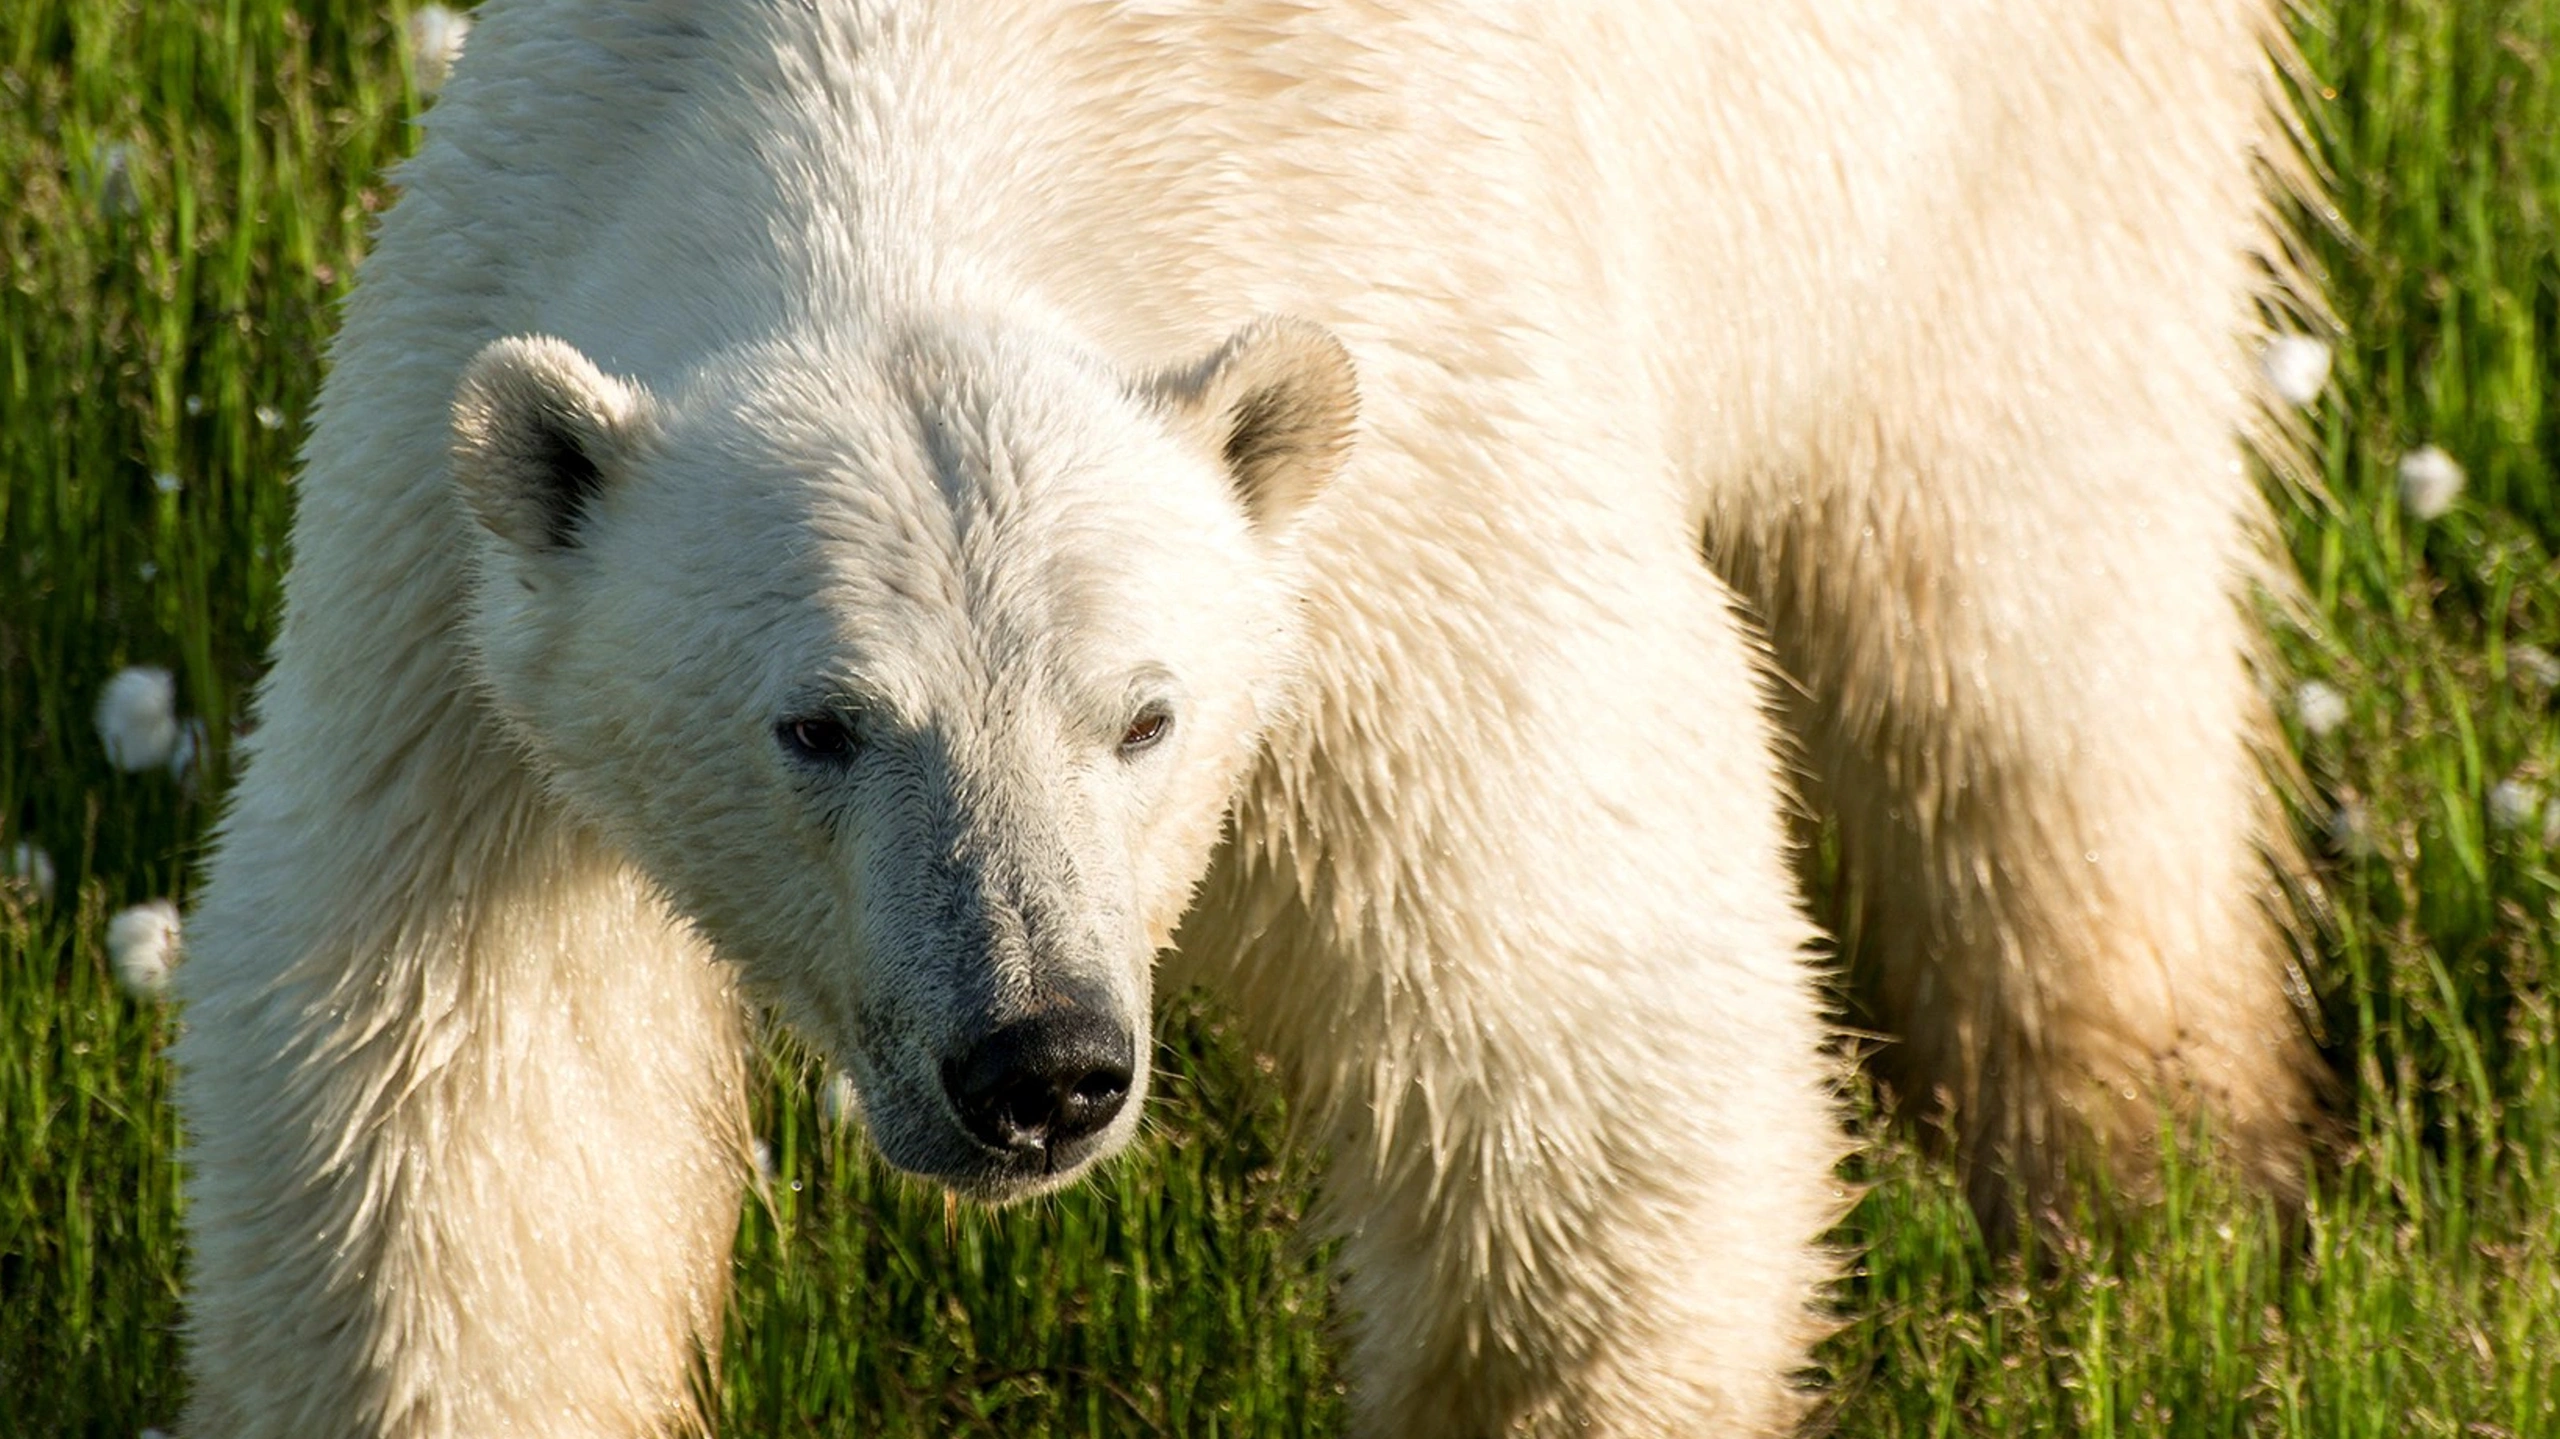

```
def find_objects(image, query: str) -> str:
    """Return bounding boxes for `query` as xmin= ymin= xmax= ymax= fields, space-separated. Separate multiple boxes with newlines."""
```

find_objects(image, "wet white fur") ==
xmin=177 ymin=2 xmax=2315 ymax=1435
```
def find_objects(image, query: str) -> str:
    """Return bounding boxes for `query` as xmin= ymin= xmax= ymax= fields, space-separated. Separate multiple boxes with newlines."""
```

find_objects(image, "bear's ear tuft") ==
xmin=451 ymin=335 xmax=655 ymax=553
xmin=1149 ymin=317 xmax=1357 ymax=531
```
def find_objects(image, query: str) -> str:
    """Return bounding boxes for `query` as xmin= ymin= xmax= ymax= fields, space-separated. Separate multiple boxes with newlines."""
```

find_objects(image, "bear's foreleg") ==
xmin=1185 ymin=561 xmax=1844 ymax=1437
xmin=177 ymin=754 xmax=749 ymax=1439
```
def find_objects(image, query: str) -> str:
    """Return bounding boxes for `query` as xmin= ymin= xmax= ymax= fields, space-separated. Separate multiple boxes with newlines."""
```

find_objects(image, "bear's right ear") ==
xmin=451 ymin=335 xmax=656 ymax=553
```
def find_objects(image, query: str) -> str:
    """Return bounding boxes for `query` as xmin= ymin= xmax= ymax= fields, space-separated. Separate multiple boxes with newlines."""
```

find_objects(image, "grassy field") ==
xmin=4 ymin=1 xmax=2557 ymax=1434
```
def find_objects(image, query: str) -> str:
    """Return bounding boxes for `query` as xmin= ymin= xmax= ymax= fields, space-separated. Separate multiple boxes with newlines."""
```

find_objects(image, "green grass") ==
xmin=4 ymin=1 xmax=2557 ymax=1434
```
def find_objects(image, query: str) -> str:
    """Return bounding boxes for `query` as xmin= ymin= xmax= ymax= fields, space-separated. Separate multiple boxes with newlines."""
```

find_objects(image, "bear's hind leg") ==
xmin=1694 ymin=10 xmax=2322 ymax=1228
xmin=1718 ymin=322 xmax=2320 ymax=1228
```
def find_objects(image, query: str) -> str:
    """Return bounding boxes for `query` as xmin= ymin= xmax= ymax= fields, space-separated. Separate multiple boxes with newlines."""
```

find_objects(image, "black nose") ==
xmin=941 ymin=1008 xmax=1134 ymax=1154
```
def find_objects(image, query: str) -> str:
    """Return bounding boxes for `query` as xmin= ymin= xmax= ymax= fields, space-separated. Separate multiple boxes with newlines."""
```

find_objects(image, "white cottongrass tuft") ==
xmin=106 ymin=900 xmax=183 ymax=999
xmin=5 ymin=842 xmax=56 ymax=904
xmin=152 ymin=469 xmax=182 ymax=495
xmin=2325 ymin=798 xmax=2375 ymax=859
xmin=2509 ymin=643 xmax=2560 ymax=691
xmin=253 ymin=403 xmax=286 ymax=432
xmin=167 ymin=717 xmax=208 ymax=782
xmin=96 ymin=666 xmax=181 ymax=772
xmin=2397 ymin=445 xmax=2466 ymax=521
xmin=2292 ymin=679 xmax=2349 ymax=739
xmin=91 ymin=140 xmax=138 ymax=218
xmin=2260 ymin=335 xmax=2332 ymax=408
xmin=2489 ymin=778 xmax=2543 ymax=833
xmin=822 ymin=1071 xmax=860 ymax=1127
xmin=405 ymin=4 xmax=472 ymax=96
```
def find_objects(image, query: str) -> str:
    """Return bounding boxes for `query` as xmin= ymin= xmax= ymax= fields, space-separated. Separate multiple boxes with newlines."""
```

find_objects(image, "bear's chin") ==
xmin=853 ymin=1086 xmax=1133 ymax=1204
xmin=879 ymin=1125 xmax=1126 ymax=1205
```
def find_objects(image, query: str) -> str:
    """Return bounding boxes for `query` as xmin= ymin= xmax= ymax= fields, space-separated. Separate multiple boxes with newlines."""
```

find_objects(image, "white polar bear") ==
xmin=175 ymin=1 xmax=2319 ymax=1434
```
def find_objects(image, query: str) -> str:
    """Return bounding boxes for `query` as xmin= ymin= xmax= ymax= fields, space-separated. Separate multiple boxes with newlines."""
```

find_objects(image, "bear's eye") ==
xmin=778 ymin=716 xmax=858 ymax=764
xmin=1119 ymin=707 xmax=1172 ymax=755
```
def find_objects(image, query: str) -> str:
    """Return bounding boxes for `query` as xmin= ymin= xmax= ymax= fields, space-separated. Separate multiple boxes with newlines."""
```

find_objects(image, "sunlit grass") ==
xmin=4 ymin=1 xmax=2555 ymax=1433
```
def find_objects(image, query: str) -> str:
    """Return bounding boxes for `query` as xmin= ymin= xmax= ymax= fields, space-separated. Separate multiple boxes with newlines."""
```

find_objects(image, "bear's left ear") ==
xmin=451 ymin=335 xmax=657 ymax=553
xmin=1147 ymin=317 xmax=1357 ymax=532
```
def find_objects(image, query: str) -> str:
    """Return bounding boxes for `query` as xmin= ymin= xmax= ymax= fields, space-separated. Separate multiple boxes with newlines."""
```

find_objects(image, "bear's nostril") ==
xmin=1071 ymin=1070 xmax=1127 ymax=1106
xmin=943 ymin=1007 xmax=1135 ymax=1154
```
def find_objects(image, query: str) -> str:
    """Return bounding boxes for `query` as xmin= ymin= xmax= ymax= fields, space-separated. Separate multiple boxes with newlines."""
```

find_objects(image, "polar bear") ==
xmin=174 ymin=1 xmax=2319 ymax=1435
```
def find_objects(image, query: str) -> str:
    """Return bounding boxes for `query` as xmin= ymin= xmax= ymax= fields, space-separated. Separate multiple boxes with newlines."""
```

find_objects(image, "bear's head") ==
xmin=449 ymin=317 xmax=1355 ymax=1198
